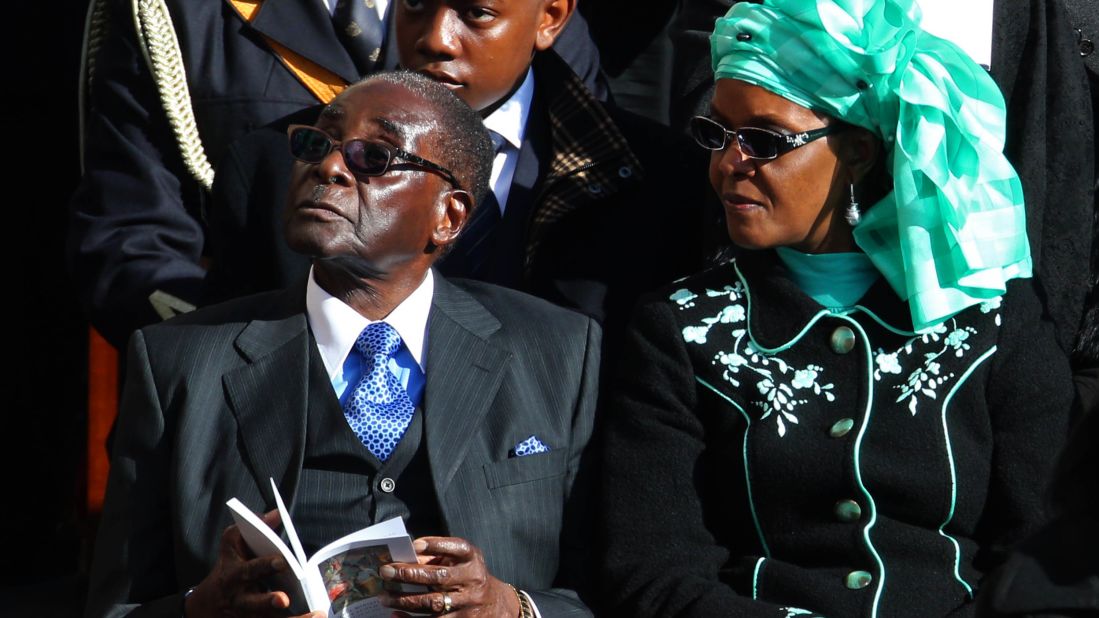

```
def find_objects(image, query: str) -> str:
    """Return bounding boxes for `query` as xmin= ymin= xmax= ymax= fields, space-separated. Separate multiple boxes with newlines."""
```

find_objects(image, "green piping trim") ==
xmin=734 ymin=261 xmax=832 ymax=354
xmin=696 ymin=376 xmax=772 ymax=557
xmin=936 ymin=345 xmax=996 ymax=598
xmin=848 ymin=304 xmax=919 ymax=337
xmin=752 ymin=556 xmax=765 ymax=600
xmin=837 ymin=316 xmax=887 ymax=618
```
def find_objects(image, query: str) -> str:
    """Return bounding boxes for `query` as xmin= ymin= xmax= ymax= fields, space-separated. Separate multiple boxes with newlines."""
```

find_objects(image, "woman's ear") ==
xmin=840 ymin=127 xmax=881 ymax=183
xmin=430 ymin=190 xmax=472 ymax=250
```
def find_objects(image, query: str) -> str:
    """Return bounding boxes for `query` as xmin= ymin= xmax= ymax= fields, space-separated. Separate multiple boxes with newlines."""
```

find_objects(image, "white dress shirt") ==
xmin=481 ymin=68 xmax=535 ymax=215
xmin=306 ymin=267 xmax=432 ymax=404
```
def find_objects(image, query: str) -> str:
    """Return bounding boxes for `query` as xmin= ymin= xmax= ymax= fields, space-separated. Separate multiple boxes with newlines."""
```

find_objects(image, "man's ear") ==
xmin=534 ymin=0 xmax=576 ymax=52
xmin=431 ymin=189 xmax=472 ymax=249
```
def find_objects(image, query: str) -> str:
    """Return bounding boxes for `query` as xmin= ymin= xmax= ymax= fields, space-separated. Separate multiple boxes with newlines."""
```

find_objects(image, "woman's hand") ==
xmin=378 ymin=537 xmax=521 ymax=617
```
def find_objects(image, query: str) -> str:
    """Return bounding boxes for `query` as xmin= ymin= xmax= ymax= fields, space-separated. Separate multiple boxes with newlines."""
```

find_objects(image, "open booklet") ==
xmin=227 ymin=478 xmax=424 ymax=618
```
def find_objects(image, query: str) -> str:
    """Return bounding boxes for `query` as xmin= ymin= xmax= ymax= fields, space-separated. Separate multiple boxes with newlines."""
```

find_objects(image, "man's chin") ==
xmin=313 ymin=255 xmax=389 ymax=281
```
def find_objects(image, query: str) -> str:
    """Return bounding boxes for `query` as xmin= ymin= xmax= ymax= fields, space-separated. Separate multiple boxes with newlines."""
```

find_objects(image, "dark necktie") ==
xmin=341 ymin=322 xmax=414 ymax=462
xmin=331 ymin=0 xmax=385 ymax=76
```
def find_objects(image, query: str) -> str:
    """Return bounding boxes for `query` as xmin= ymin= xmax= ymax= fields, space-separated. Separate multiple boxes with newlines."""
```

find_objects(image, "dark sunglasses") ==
xmin=689 ymin=115 xmax=842 ymax=160
xmin=286 ymin=124 xmax=462 ymax=190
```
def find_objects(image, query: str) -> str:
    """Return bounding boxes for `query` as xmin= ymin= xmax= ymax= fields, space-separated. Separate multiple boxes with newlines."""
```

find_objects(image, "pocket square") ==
xmin=509 ymin=435 xmax=550 ymax=457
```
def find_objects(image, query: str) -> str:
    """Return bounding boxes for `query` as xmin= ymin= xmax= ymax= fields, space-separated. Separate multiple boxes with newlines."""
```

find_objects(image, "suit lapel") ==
xmin=242 ymin=0 xmax=362 ymax=84
xmin=223 ymin=285 xmax=315 ymax=508
xmin=423 ymin=275 xmax=511 ymax=523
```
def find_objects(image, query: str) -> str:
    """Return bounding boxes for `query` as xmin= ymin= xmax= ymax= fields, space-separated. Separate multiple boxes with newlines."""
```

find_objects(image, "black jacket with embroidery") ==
xmin=600 ymin=250 xmax=1074 ymax=618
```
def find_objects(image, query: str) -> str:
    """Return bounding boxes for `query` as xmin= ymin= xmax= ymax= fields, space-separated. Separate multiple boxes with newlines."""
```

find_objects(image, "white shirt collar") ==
xmin=306 ymin=267 xmax=433 ymax=380
xmin=481 ymin=67 xmax=534 ymax=151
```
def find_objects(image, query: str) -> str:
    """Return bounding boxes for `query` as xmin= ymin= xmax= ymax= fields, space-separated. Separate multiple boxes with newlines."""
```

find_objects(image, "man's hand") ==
xmin=184 ymin=510 xmax=324 ymax=618
xmin=378 ymin=537 xmax=521 ymax=617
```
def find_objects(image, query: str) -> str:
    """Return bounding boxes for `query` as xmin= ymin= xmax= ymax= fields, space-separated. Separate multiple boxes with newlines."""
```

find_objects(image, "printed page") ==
xmin=307 ymin=518 xmax=424 ymax=618
xmin=315 ymin=542 xmax=412 ymax=618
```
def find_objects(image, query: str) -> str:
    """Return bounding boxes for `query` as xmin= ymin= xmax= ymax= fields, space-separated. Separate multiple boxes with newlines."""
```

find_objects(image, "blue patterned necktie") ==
xmin=342 ymin=322 xmax=415 ymax=462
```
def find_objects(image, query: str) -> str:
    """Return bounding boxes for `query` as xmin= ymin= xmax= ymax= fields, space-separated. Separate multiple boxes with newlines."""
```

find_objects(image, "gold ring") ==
xmin=442 ymin=592 xmax=453 ymax=613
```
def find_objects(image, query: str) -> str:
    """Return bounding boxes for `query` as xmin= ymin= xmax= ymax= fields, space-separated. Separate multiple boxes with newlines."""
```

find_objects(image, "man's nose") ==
xmin=414 ymin=8 xmax=461 ymax=59
xmin=312 ymin=147 xmax=354 ymax=185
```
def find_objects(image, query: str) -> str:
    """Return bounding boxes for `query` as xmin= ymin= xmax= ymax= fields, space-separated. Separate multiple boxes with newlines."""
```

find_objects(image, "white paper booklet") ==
xmin=227 ymin=479 xmax=423 ymax=618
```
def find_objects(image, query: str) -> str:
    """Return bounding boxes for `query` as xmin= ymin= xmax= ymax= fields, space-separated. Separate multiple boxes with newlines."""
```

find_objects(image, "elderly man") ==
xmin=85 ymin=71 xmax=600 ymax=618
xmin=207 ymin=0 xmax=712 ymax=354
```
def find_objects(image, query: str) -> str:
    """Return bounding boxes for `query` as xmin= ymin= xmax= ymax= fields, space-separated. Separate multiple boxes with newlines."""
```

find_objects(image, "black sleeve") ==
xmin=598 ymin=298 xmax=814 ymax=617
xmin=84 ymin=331 xmax=184 ymax=618
xmin=69 ymin=0 xmax=208 ymax=348
xmin=975 ymin=278 xmax=1074 ymax=574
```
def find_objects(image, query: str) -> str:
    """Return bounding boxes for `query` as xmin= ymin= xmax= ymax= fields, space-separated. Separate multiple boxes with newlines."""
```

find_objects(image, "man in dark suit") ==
xmin=85 ymin=71 xmax=600 ymax=618
xmin=69 ymin=0 xmax=606 ymax=348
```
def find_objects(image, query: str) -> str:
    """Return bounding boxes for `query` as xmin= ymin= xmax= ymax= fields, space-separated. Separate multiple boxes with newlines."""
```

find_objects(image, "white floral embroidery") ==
xmin=980 ymin=296 xmax=1004 ymax=326
xmin=780 ymin=609 xmax=818 ymax=618
xmin=683 ymin=325 xmax=709 ymax=344
xmin=875 ymin=352 xmax=902 ymax=375
xmin=670 ymin=288 xmax=698 ymax=308
xmin=873 ymin=314 xmax=992 ymax=415
xmin=675 ymin=286 xmax=835 ymax=437
xmin=705 ymin=283 xmax=746 ymax=302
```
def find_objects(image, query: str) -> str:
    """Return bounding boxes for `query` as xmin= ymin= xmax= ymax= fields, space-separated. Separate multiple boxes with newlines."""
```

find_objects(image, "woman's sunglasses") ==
xmin=287 ymin=124 xmax=462 ymax=190
xmin=689 ymin=115 xmax=842 ymax=160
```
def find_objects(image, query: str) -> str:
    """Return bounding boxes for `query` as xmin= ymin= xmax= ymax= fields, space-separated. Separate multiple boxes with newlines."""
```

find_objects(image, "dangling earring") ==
xmin=844 ymin=182 xmax=861 ymax=227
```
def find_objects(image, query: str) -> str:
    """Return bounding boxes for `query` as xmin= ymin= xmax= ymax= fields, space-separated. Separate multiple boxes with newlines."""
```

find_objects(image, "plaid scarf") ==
xmin=526 ymin=52 xmax=644 ymax=266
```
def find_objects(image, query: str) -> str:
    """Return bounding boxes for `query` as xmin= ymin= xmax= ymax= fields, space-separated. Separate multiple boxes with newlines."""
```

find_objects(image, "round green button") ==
xmin=830 ymin=326 xmax=856 ymax=354
xmin=834 ymin=499 xmax=862 ymax=522
xmin=829 ymin=418 xmax=854 ymax=438
xmin=845 ymin=570 xmax=873 ymax=590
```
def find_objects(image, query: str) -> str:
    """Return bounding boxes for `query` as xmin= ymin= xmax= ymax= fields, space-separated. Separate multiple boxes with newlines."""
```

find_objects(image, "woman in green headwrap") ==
xmin=599 ymin=1 xmax=1075 ymax=616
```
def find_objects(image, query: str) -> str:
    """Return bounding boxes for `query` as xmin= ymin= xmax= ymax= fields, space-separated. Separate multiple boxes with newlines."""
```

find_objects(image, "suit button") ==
xmin=586 ymin=182 xmax=603 ymax=195
xmin=830 ymin=326 xmax=856 ymax=354
xmin=379 ymin=477 xmax=396 ymax=493
xmin=845 ymin=570 xmax=873 ymax=589
xmin=829 ymin=418 xmax=854 ymax=438
xmin=834 ymin=499 xmax=862 ymax=522
xmin=618 ymin=165 xmax=633 ymax=178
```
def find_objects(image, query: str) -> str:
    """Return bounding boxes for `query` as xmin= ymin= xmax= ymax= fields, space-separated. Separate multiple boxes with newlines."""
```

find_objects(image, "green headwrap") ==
xmin=711 ymin=0 xmax=1031 ymax=332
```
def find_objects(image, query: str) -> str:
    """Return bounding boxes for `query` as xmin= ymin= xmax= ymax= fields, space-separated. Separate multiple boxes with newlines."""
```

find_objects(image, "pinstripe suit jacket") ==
xmin=85 ymin=273 xmax=601 ymax=618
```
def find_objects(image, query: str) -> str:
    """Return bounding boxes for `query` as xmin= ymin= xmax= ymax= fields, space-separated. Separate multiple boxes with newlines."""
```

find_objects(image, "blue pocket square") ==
xmin=509 ymin=435 xmax=550 ymax=457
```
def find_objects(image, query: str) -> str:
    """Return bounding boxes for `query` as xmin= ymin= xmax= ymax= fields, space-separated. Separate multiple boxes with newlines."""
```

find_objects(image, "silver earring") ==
xmin=844 ymin=182 xmax=861 ymax=226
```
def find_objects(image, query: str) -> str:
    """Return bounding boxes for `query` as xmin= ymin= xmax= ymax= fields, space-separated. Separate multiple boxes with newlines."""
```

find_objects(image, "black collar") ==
xmin=732 ymin=250 xmax=915 ymax=351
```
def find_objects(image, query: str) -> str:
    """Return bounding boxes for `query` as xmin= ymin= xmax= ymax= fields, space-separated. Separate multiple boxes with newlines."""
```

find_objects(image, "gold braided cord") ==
xmin=83 ymin=0 xmax=110 ymax=90
xmin=133 ymin=0 xmax=215 ymax=190
xmin=78 ymin=0 xmax=110 ymax=173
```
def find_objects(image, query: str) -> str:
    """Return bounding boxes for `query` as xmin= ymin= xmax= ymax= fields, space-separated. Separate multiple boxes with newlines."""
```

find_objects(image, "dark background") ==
xmin=2 ymin=0 xmax=93 ymax=614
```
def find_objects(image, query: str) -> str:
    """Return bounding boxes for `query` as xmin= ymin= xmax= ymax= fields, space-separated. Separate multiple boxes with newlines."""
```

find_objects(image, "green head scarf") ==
xmin=711 ymin=0 xmax=1031 ymax=332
